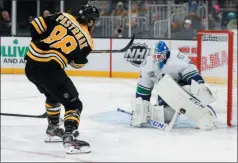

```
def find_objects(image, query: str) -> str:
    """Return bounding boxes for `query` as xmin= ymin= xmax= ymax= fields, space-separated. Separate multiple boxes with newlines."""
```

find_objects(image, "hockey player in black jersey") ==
xmin=24 ymin=4 xmax=99 ymax=154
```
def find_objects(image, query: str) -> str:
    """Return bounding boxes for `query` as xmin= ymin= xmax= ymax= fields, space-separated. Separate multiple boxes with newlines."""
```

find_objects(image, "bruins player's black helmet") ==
xmin=77 ymin=4 xmax=100 ymax=25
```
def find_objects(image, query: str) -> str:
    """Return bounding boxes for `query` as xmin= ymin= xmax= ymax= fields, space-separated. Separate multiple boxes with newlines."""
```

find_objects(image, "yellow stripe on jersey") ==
xmin=39 ymin=17 xmax=47 ymax=31
xmin=30 ymin=42 xmax=68 ymax=65
xmin=63 ymin=13 xmax=94 ymax=50
xmin=27 ymin=51 xmax=65 ymax=68
xmin=31 ymin=17 xmax=47 ymax=34
xmin=31 ymin=20 xmax=42 ymax=34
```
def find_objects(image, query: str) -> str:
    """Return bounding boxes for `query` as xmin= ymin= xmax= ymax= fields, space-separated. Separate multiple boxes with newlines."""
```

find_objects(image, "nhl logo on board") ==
xmin=124 ymin=43 xmax=151 ymax=67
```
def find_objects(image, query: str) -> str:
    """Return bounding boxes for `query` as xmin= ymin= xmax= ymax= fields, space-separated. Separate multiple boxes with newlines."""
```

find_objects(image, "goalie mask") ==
xmin=153 ymin=41 xmax=169 ymax=69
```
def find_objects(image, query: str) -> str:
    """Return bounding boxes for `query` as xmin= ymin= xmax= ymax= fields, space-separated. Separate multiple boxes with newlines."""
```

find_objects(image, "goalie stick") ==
xmin=117 ymin=108 xmax=178 ymax=132
xmin=0 ymin=112 xmax=47 ymax=118
xmin=91 ymin=34 xmax=135 ymax=53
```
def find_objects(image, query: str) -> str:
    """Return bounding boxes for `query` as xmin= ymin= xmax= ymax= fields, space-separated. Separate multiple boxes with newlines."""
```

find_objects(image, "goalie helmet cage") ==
xmin=197 ymin=30 xmax=237 ymax=126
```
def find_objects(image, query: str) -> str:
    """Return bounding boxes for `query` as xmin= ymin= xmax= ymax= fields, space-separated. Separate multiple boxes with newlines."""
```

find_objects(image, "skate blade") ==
xmin=44 ymin=135 xmax=62 ymax=143
xmin=65 ymin=145 xmax=91 ymax=154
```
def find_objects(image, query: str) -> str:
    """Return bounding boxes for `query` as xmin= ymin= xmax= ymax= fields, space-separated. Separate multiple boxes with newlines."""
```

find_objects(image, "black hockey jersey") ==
xmin=26 ymin=12 xmax=93 ymax=69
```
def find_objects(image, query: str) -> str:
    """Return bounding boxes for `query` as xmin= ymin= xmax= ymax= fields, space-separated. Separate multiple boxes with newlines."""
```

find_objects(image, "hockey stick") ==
xmin=117 ymin=108 xmax=132 ymax=116
xmin=117 ymin=108 xmax=178 ymax=132
xmin=0 ymin=112 xmax=47 ymax=118
xmin=91 ymin=34 xmax=135 ymax=53
xmin=117 ymin=108 xmax=167 ymax=131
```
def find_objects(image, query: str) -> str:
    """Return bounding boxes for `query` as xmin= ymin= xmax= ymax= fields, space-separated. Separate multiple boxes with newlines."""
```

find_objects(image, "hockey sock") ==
xmin=45 ymin=103 xmax=61 ymax=125
xmin=64 ymin=109 xmax=80 ymax=132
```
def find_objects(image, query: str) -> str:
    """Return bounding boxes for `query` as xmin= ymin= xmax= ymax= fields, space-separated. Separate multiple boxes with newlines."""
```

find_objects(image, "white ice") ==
xmin=1 ymin=74 xmax=237 ymax=162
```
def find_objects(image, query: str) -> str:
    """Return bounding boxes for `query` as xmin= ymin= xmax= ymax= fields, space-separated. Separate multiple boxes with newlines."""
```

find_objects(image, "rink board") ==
xmin=0 ymin=37 xmax=230 ymax=84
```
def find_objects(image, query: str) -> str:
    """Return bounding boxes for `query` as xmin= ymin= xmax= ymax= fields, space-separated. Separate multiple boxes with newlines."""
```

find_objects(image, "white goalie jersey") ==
xmin=136 ymin=50 xmax=204 ymax=102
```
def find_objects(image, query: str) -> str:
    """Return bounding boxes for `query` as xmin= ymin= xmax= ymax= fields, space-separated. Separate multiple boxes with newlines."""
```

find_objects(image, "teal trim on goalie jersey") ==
xmin=182 ymin=70 xmax=198 ymax=80
xmin=136 ymin=84 xmax=152 ymax=96
xmin=182 ymin=70 xmax=202 ymax=84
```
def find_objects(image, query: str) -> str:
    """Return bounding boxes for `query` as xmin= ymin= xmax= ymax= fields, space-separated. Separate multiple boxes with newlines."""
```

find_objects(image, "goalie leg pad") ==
xmin=197 ymin=109 xmax=217 ymax=131
xmin=131 ymin=97 xmax=151 ymax=127
xmin=154 ymin=74 xmax=217 ymax=130
xmin=130 ymin=97 xmax=165 ymax=127
xmin=190 ymin=80 xmax=217 ymax=105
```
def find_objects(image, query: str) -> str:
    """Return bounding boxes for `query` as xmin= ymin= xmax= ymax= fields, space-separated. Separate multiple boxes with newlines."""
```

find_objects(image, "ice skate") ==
xmin=63 ymin=130 xmax=91 ymax=154
xmin=44 ymin=124 xmax=64 ymax=142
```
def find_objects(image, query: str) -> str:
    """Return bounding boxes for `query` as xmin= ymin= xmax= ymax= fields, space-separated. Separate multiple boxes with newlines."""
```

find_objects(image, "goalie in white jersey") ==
xmin=131 ymin=41 xmax=218 ymax=130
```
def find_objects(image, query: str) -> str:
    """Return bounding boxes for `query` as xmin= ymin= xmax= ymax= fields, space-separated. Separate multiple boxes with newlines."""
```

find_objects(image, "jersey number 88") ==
xmin=42 ymin=25 xmax=77 ymax=54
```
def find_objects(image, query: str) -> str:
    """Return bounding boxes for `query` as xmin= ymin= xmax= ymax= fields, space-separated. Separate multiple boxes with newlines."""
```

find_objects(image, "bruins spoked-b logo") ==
xmin=124 ymin=43 xmax=151 ymax=67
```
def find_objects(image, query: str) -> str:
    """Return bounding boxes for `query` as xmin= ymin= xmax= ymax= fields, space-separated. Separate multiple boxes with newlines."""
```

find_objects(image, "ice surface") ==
xmin=1 ymin=75 xmax=237 ymax=162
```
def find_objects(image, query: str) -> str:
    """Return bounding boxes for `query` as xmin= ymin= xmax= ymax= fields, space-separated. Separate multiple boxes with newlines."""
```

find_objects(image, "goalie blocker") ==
xmin=131 ymin=74 xmax=217 ymax=131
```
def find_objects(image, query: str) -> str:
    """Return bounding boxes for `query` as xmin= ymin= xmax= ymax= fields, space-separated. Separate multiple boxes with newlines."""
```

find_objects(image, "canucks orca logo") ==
xmin=124 ymin=43 xmax=151 ymax=67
